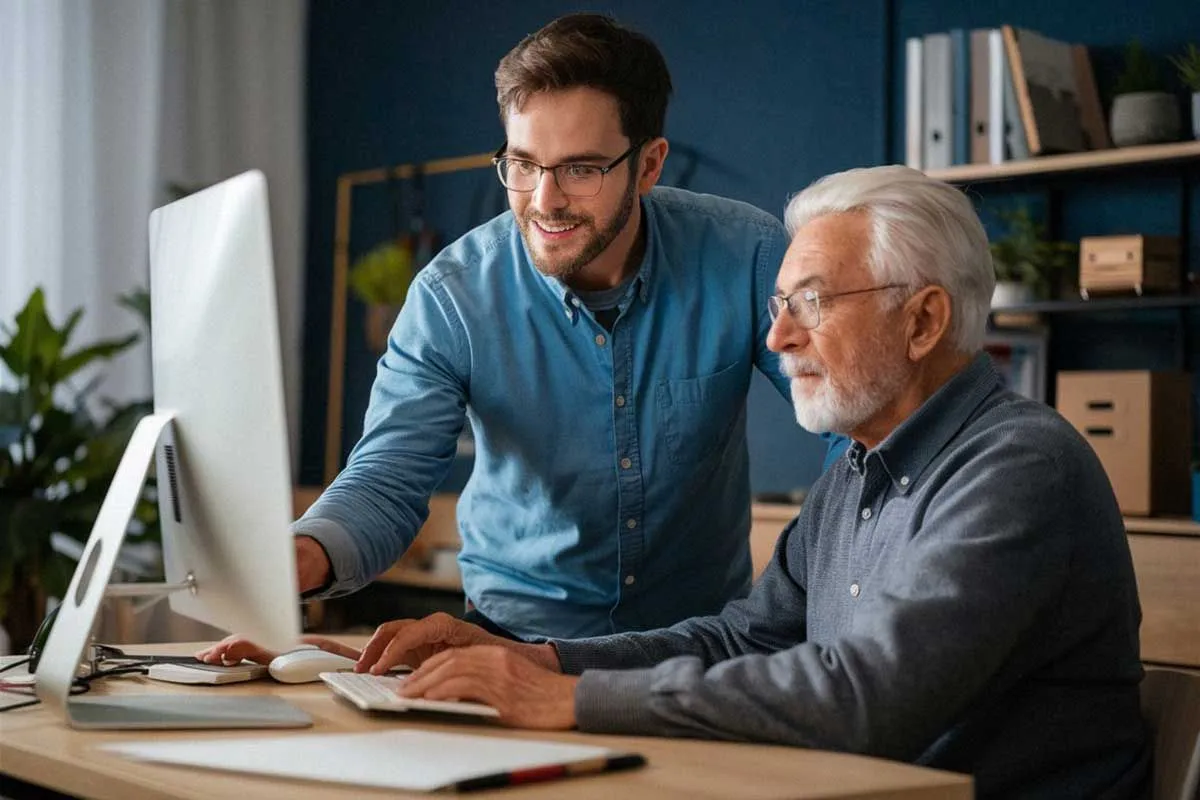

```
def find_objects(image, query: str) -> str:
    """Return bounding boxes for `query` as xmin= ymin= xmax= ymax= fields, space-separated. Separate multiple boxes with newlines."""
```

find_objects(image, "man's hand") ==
xmin=400 ymin=645 xmax=579 ymax=730
xmin=193 ymin=634 xmax=359 ymax=666
xmin=295 ymin=535 xmax=331 ymax=593
xmin=356 ymin=612 xmax=561 ymax=674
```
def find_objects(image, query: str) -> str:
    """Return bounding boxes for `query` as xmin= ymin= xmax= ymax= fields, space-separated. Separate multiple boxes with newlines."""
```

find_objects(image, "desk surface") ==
xmin=1 ymin=642 xmax=972 ymax=800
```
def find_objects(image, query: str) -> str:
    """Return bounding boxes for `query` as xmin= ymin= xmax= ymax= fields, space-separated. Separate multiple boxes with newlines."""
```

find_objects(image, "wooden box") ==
xmin=1056 ymin=371 xmax=1193 ymax=516
xmin=1079 ymin=235 xmax=1180 ymax=298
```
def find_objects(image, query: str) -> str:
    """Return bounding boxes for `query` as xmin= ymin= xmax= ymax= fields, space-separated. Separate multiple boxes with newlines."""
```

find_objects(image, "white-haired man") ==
xmin=202 ymin=166 xmax=1148 ymax=799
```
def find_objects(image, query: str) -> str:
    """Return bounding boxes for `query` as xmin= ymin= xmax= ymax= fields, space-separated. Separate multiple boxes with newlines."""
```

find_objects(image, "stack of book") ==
xmin=905 ymin=25 xmax=1110 ymax=171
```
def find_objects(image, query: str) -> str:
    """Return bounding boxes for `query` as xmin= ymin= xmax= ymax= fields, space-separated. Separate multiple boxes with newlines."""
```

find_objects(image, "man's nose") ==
xmin=766 ymin=309 xmax=811 ymax=354
xmin=530 ymin=168 xmax=569 ymax=211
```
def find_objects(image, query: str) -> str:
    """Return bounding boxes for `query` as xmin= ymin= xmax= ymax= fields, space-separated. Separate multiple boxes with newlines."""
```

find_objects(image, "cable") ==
xmin=0 ymin=662 xmax=150 ymax=713
xmin=0 ymin=657 xmax=30 ymax=675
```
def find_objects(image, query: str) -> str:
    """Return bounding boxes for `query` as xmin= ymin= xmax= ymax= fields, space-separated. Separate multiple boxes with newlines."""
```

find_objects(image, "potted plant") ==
xmin=1110 ymin=39 xmax=1181 ymax=147
xmin=0 ymin=288 xmax=158 ymax=653
xmin=989 ymin=207 xmax=1078 ymax=307
xmin=348 ymin=240 xmax=415 ymax=353
xmin=1170 ymin=43 xmax=1200 ymax=140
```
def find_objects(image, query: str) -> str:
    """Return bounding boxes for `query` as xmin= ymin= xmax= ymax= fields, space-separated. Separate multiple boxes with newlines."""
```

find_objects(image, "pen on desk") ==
xmin=452 ymin=753 xmax=647 ymax=792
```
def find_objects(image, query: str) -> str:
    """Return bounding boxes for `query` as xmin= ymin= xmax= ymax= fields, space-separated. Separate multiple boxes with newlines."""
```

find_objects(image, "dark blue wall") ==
xmin=301 ymin=0 xmax=1200 ymax=491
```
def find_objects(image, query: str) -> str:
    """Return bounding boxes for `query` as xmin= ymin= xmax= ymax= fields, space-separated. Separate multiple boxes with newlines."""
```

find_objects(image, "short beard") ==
xmin=783 ymin=332 xmax=911 ymax=436
xmin=519 ymin=172 xmax=638 ymax=281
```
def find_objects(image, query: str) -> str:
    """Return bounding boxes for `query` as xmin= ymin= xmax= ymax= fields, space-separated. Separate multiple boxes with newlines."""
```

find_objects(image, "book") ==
xmin=1071 ymin=44 xmax=1111 ymax=150
xmin=1002 ymin=25 xmax=1087 ymax=156
xmin=951 ymin=28 xmax=971 ymax=165
xmin=970 ymin=29 xmax=992 ymax=164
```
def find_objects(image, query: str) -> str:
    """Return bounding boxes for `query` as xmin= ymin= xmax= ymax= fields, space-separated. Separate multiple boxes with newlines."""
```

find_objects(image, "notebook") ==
xmin=102 ymin=730 xmax=646 ymax=792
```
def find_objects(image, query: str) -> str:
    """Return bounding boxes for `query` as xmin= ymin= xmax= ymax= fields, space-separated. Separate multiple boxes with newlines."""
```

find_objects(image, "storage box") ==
xmin=1056 ymin=371 xmax=1192 ymax=516
xmin=1078 ymin=235 xmax=1181 ymax=298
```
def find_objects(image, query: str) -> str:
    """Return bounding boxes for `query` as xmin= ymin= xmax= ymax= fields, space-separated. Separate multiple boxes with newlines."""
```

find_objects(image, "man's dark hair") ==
xmin=495 ymin=13 xmax=673 ymax=143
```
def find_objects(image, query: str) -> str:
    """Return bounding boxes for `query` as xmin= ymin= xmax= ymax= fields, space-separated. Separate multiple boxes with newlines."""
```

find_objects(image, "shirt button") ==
xmin=850 ymin=582 xmax=860 ymax=598
xmin=571 ymin=297 xmax=580 ymax=307
xmin=594 ymin=334 xmax=607 ymax=347
xmin=900 ymin=476 xmax=910 ymax=486
xmin=626 ymin=518 xmax=637 ymax=529
xmin=861 ymin=508 xmax=872 ymax=520
xmin=620 ymin=457 xmax=632 ymax=469
xmin=615 ymin=395 xmax=626 ymax=408
xmin=624 ymin=575 xmax=636 ymax=586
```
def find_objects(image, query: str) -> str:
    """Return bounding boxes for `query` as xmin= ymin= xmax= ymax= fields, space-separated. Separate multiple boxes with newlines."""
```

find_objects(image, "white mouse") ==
xmin=268 ymin=648 xmax=359 ymax=684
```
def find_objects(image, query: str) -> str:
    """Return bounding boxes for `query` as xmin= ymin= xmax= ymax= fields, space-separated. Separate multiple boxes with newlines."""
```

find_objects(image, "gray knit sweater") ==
xmin=554 ymin=354 xmax=1149 ymax=799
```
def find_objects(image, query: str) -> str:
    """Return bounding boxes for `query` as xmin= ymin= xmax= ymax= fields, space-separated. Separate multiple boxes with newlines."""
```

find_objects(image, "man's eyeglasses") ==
xmin=493 ymin=140 xmax=646 ymax=198
xmin=767 ymin=284 xmax=908 ymax=330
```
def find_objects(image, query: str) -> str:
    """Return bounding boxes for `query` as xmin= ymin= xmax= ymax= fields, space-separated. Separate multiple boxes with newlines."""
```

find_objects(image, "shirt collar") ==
xmin=854 ymin=352 xmax=1000 ymax=493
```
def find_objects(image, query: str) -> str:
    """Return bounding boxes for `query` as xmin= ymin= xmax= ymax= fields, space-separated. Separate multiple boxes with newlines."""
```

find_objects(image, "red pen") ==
xmin=452 ymin=753 xmax=647 ymax=792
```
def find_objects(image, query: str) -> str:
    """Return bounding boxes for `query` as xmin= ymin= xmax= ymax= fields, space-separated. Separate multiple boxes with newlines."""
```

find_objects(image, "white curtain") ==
xmin=0 ymin=0 xmax=307 ymax=472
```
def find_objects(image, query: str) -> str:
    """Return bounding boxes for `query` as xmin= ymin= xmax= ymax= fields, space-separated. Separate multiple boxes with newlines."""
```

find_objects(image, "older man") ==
xmin=203 ymin=166 xmax=1149 ymax=799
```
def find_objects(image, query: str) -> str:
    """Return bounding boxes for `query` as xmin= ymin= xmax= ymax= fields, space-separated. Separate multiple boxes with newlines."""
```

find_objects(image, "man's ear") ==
xmin=636 ymin=137 xmax=669 ymax=194
xmin=904 ymin=285 xmax=952 ymax=361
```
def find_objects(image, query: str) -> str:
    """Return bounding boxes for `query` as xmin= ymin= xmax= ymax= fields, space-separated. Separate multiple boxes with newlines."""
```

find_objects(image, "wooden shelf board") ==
xmin=926 ymin=140 xmax=1200 ymax=184
xmin=1124 ymin=516 xmax=1200 ymax=538
xmin=991 ymin=295 xmax=1200 ymax=315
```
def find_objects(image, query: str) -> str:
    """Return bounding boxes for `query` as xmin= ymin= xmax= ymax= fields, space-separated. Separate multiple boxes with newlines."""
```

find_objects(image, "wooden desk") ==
xmin=1 ymin=643 xmax=972 ymax=800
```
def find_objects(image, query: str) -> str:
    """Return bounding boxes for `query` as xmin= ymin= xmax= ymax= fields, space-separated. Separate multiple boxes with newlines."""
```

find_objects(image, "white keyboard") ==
xmin=319 ymin=671 xmax=500 ymax=718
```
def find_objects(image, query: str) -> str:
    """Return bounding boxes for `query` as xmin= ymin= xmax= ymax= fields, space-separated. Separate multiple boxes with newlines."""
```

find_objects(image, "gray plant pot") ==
xmin=1193 ymin=93 xmax=1200 ymax=140
xmin=1109 ymin=91 xmax=1181 ymax=147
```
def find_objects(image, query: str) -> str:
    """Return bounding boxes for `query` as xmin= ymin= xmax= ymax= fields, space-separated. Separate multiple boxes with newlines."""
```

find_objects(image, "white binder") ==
xmin=922 ymin=33 xmax=953 ymax=171
xmin=905 ymin=37 xmax=924 ymax=170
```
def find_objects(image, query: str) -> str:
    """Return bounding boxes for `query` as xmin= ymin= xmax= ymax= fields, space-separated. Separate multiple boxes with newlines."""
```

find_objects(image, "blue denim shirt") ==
xmin=296 ymin=187 xmax=791 ymax=639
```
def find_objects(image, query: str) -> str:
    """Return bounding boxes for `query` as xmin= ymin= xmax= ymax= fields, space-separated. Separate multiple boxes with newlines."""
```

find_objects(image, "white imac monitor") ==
xmin=34 ymin=170 xmax=309 ymax=729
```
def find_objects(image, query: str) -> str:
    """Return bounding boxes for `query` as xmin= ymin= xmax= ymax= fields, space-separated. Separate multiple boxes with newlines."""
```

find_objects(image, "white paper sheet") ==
xmin=102 ymin=730 xmax=626 ymax=791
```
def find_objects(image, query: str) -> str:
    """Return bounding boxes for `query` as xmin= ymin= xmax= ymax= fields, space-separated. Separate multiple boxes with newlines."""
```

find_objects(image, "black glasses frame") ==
xmin=492 ymin=140 xmax=646 ymax=197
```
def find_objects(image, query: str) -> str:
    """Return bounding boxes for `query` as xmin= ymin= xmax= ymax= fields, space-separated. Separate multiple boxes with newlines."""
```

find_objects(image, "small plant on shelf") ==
xmin=989 ymin=207 xmax=1077 ymax=305
xmin=1110 ymin=39 xmax=1181 ymax=147
xmin=1170 ymin=42 xmax=1200 ymax=140
xmin=348 ymin=241 xmax=415 ymax=353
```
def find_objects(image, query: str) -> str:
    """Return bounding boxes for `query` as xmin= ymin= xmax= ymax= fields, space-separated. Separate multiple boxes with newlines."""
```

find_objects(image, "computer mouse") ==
xmin=268 ymin=648 xmax=359 ymax=684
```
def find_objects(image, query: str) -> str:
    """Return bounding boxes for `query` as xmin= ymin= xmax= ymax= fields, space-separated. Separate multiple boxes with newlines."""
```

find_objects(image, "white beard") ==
xmin=782 ymin=350 xmax=910 ymax=435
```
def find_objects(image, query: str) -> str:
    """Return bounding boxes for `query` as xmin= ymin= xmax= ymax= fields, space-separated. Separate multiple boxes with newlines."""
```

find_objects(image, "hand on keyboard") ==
xmin=357 ymin=612 xmax=558 ymax=675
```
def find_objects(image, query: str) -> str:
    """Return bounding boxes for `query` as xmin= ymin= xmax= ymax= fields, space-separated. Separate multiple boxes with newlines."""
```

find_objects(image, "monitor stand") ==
xmin=33 ymin=412 xmax=311 ymax=730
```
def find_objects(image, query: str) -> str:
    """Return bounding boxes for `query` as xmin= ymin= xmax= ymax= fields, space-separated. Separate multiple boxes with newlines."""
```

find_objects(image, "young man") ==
xmin=293 ymin=14 xmax=791 ymax=639
xmin=218 ymin=166 xmax=1146 ymax=799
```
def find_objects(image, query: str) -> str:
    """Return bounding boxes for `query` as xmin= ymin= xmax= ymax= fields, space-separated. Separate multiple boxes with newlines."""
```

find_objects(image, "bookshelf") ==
xmin=926 ymin=140 xmax=1200 ymax=185
xmin=990 ymin=294 xmax=1200 ymax=315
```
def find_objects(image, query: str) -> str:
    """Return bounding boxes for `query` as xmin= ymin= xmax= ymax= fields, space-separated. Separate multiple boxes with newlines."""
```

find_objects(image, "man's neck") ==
xmin=850 ymin=349 xmax=973 ymax=450
xmin=564 ymin=205 xmax=646 ymax=292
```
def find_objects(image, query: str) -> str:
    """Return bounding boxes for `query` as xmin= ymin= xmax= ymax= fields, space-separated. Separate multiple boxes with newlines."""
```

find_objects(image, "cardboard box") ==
xmin=1056 ymin=371 xmax=1192 ymax=516
xmin=1079 ymin=235 xmax=1180 ymax=298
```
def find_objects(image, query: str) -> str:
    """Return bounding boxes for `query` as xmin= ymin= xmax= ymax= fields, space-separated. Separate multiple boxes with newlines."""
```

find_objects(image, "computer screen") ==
xmin=34 ymin=171 xmax=307 ymax=729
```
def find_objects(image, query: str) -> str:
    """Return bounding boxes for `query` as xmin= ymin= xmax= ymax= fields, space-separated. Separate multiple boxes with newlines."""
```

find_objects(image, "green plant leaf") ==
xmin=989 ymin=207 xmax=1078 ymax=299
xmin=348 ymin=241 xmax=415 ymax=305
xmin=1115 ymin=39 xmax=1166 ymax=95
xmin=1170 ymin=43 xmax=1200 ymax=92
xmin=53 ymin=333 xmax=140 ymax=385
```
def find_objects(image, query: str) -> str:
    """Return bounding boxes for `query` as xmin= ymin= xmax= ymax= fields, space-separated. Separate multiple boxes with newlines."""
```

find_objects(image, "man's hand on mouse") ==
xmin=195 ymin=612 xmax=560 ymax=675
xmin=194 ymin=634 xmax=359 ymax=666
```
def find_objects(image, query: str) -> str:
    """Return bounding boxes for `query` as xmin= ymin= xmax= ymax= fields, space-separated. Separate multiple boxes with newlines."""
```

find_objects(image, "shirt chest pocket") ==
xmin=656 ymin=361 xmax=745 ymax=466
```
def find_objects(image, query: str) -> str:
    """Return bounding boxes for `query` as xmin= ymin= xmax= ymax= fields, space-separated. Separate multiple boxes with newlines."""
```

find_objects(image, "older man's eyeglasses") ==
xmin=767 ymin=284 xmax=908 ymax=330
xmin=493 ymin=140 xmax=646 ymax=198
